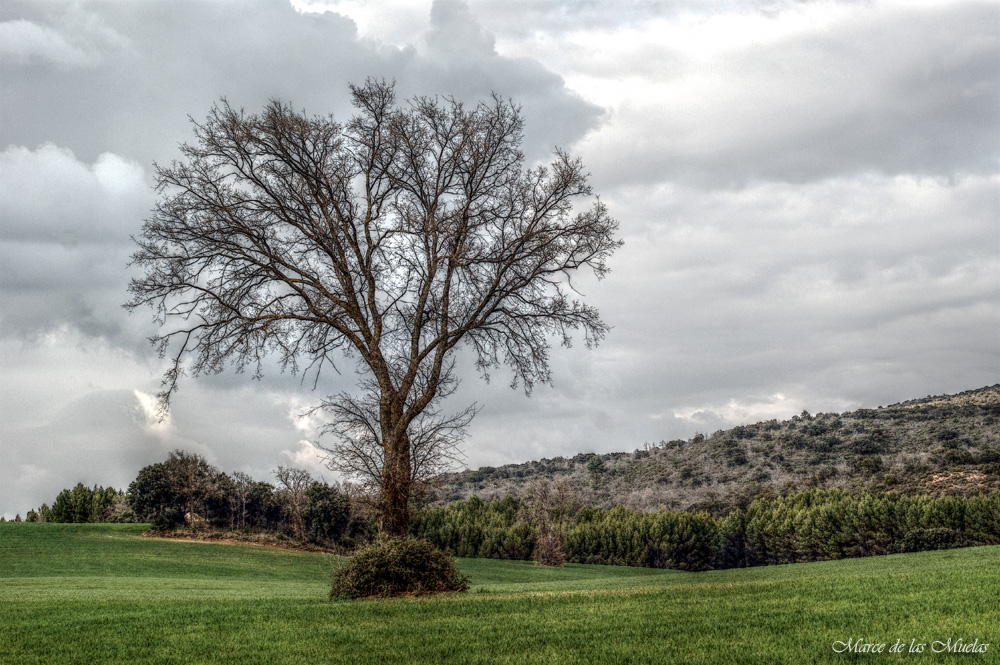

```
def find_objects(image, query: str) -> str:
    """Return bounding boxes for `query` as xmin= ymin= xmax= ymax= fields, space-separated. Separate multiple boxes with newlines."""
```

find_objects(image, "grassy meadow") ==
xmin=1 ymin=523 xmax=997 ymax=664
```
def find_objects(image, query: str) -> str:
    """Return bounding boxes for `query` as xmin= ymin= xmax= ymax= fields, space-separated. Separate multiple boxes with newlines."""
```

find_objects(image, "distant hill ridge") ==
xmin=435 ymin=385 xmax=1000 ymax=514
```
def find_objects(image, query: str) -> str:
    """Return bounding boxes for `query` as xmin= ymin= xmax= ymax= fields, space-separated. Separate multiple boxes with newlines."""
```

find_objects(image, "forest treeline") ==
xmin=19 ymin=450 xmax=373 ymax=547
xmin=11 ymin=450 xmax=998 ymax=571
xmin=412 ymin=489 xmax=1000 ymax=571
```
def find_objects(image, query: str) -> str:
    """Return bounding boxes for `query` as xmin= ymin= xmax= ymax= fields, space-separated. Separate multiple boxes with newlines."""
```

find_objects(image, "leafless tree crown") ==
xmin=126 ymin=79 xmax=621 ymax=534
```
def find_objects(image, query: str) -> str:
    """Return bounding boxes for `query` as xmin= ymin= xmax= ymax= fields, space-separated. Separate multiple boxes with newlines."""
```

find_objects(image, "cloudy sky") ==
xmin=1 ymin=0 xmax=997 ymax=518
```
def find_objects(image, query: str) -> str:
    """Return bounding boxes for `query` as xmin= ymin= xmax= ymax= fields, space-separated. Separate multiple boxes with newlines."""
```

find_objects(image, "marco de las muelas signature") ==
xmin=833 ymin=638 xmax=990 ymax=654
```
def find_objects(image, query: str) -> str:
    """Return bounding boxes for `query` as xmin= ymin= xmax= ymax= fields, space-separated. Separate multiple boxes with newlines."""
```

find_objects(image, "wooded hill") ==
xmin=435 ymin=385 xmax=1000 ymax=515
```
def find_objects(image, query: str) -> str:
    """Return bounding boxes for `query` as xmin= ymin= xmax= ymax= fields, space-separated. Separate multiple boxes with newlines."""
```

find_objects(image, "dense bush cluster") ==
xmin=25 ymin=450 xmax=369 ymax=546
xmin=568 ymin=506 xmax=719 ymax=570
xmin=411 ymin=496 xmax=719 ymax=571
xmin=412 ymin=496 xmax=536 ymax=559
xmin=330 ymin=537 xmax=469 ymax=599
xmin=412 ymin=489 xmax=1000 ymax=571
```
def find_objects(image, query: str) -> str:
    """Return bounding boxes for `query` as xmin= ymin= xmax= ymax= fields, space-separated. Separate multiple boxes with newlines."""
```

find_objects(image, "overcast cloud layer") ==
xmin=1 ymin=0 xmax=997 ymax=518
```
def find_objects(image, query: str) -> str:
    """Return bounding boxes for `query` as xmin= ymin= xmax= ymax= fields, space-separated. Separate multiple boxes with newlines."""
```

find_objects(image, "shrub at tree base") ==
xmin=330 ymin=537 xmax=469 ymax=600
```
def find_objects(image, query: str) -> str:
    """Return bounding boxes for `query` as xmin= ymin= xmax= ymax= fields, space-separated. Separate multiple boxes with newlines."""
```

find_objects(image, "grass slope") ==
xmin=1 ymin=523 xmax=997 ymax=664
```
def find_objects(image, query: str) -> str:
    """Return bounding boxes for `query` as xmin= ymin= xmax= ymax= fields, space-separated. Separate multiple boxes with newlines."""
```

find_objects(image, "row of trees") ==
xmin=24 ymin=451 xmax=368 ymax=546
xmin=411 ymin=489 xmax=1000 ymax=571
xmin=25 ymin=484 xmax=129 ymax=524
xmin=717 ymin=490 xmax=999 ymax=567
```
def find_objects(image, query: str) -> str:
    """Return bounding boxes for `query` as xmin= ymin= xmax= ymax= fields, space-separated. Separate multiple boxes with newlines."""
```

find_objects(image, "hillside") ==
xmin=435 ymin=385 xmax=1000 ymax=514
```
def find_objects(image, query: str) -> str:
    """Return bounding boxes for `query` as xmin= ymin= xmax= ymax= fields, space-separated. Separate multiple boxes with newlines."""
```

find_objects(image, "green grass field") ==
xmin=1 ymin=523 xmax=996 ymax=664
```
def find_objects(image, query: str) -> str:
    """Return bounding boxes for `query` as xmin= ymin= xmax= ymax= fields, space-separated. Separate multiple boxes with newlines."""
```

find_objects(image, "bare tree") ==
xmin=229 ymin=471 xmax=255 ymax=529
xmin=126 ymin=79 xmax=621 ymax=537
xmin=274 ymin=466 xmax=313 ymax=539
xmin=527 ymin=479 xmax=569 ymax=567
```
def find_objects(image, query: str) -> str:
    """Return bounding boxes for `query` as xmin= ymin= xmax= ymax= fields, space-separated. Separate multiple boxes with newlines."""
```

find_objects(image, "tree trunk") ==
xmin=380 ymin=429 xmax=412 ymax=538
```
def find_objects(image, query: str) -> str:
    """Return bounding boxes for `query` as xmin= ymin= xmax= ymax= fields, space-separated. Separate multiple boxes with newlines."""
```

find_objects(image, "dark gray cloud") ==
xmin=407 ymin=0 xmax=603 ymax=159
xmin=0 ymin=144 xmax=151 ymax=343
xmin=579 ymin=2 xmax=1000 ymax=186
xmin=0 ymin=145 xmax=149 ymax=244
xmin=0 ymin=0 xmax=600 ymax=168
xmin=588 ymin=172 xmax=999 ymax=424
xmin=0 ymin=0 xmax=599 ymax=343
xmin=1 ymin=1 xmax=370 ymax=166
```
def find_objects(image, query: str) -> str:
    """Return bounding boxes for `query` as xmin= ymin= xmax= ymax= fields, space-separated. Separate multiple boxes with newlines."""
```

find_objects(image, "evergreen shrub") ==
xmin=330 ymin=537 xmax=469 ymax=599
xmin=895 ymin=527 xmax=974 ymax=553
